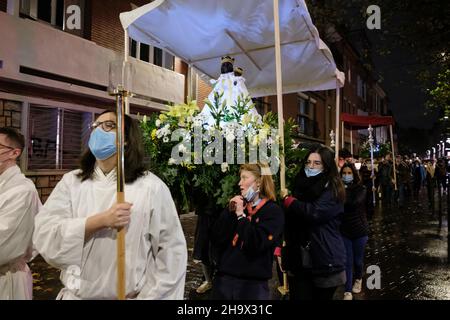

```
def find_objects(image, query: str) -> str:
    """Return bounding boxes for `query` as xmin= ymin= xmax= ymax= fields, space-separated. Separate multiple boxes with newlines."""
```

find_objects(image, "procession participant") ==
xmin=0 ymin=127 xmax=41 ymax=300
xmin=340 ymin=163 xmax=368 ymax=300
xmin=211 ymin=163 xmax=284 ymax=300
xmin=283 ymin=146 xmax=346 ymax=300
xmin=33 ymin=111 xmax=187 ymax=300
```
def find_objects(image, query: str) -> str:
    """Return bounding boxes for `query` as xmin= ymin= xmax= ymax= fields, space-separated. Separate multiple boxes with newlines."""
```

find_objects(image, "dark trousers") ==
xmin=288 ymin=272 xmax=338 ymax=300
xmin=427 ymin=183 xmax=435 ymax=211
xmin=381 ymin=183 xmax=393 ymax=205
xmin=343 ymin=235 xmax=368 ymax=292
xmin=211 ymin=274 xmax=269 ymax=300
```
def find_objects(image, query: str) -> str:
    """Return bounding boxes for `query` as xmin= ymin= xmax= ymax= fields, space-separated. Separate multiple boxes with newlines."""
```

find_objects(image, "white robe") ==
xmin=0 ymin=165 xmax=42 ymax=300
xmin=33 ymin=167 xmax=187 ymax=300
xmin=200 ymin=72 xmax=259 ymax=128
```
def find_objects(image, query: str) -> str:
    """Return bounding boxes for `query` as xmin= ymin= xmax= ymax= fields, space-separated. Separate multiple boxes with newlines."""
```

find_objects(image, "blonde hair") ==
xmin=240 ymin=163 xmax=276 ymax=201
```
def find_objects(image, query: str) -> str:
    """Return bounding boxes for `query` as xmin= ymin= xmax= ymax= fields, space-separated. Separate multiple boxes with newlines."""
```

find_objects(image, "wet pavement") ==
xmin=30 ymin=189 xmax=449 ymax=300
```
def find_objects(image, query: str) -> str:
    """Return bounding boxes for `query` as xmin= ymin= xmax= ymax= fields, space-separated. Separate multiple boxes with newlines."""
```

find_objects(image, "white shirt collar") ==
xmin=93 ymin=165 xmax=117 ymax=185
xmin=0 ymin=164 xmax=21 ymax=185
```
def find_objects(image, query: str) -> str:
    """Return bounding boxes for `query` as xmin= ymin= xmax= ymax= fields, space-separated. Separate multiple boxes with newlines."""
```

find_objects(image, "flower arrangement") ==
xmin=140 ymin=93 xmax=308 ymax=213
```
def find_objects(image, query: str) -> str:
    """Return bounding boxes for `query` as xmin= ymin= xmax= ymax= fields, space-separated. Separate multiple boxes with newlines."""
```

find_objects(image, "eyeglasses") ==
xmin=0 ymin=142 xmax=15 ymax=150
xmin=90 ymin=120 xmax=117 ymax=132
xmin=306 ymin=160 xmax=322 ymax=167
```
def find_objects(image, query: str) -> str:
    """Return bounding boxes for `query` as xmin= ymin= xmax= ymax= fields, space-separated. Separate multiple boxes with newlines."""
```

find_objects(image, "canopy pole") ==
xmin=335 ymin=85 xmax=340 ymax=164
xmin=273 ymin=0 xmax=286 ymax=195
xmin=390 ymin=124 xmax=398 ymax=191
xmin=341 ymin=120 xmax=344 ymax=149
xmin=368 ymin=125 xmax=376 ymax=206
xmin=350 ymin=126 xmax=353 ymax=156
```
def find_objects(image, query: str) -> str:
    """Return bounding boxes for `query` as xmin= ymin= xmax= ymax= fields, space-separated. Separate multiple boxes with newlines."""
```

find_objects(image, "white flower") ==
xmin=221 ymin=162 xmax=229 ymax=173
xmin=225 ymin=132 xmax=235 ymax=143
xmin=155 ymin=119 xmax=161 ymax=127
xmin=163 ymin=136 xmax=169 ymax=143
xmin=168 ymin=158 xmax=176 ymax=165
xmin=251 ymin=136 xmax=259 ymax=146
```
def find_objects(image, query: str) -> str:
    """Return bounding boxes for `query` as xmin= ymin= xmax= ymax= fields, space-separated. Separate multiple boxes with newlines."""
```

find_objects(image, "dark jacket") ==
xmin=211 ymin=200 xmax=284 ymax=280
xmin=341 ymin=184 xmax=368 ymax=239
xmin=283 ymin=188 xmax=346 ymax=276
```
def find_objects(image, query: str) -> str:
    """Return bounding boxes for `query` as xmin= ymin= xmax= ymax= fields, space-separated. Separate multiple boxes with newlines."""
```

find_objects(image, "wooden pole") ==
xmin=341 ymin=120 xmax=344 ymax=149
xmin=350 ymin=126 xmax=353 ymax=156
xmin=368 ymin=125 xmax=376 ymax=206
xmin=116 ymin=91 xmax=126 ymax=300
xmin=273 ymin=0 xmax=286 ymax=194
xmin=115 ymin=29 xmax=130 ymax=301
xmin=335 ymin=86 xmax=340 ymax=164
xmin=389 ymin=124 xmax=397 ymax=191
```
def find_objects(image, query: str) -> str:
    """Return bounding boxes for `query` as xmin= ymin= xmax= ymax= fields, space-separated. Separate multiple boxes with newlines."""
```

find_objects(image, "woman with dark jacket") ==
xmin=340 ymin=163 xmax=368 ymax=300
xmin=282 ymin=146 xmax=347 ymax=300
xmin=210 ymin=163 xmax=284 ymax=300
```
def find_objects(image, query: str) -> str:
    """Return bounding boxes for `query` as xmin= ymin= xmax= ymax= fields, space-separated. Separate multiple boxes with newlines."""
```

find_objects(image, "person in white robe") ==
xmin=33 ymin=111 xmax=187 ymax=300
xmin=0 ymin=127 xmax=42 ymax=300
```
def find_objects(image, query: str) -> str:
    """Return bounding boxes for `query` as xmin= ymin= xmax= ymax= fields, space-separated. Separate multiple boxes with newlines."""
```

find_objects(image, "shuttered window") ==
xmin=28 ymin=105 xmax=94 ymax=171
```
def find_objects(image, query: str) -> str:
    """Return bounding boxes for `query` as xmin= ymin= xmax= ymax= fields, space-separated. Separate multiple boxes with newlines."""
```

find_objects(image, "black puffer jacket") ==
xmin=341 ymin=183 xmax=368 ymax=239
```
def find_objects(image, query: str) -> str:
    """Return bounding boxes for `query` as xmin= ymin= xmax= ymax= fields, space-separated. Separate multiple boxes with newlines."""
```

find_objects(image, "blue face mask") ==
xmin=342 ymin=174 xmax=354 ymax=184
xmin=244 ymin=184 xmax=259 ymax=202
xmin=304 ymin=167 xmax=322 ymax=178
xmin=88 ymin=128 xmax=117 ymax=160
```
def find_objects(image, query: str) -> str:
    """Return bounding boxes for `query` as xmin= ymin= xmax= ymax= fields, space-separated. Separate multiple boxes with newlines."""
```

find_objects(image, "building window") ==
xmin=21 ymin=0 xmax=79 ymax=31
xmin=347 ymin=61 xmax=351 ymax=84
xmin=129 ymin=39 xmax=175 ymax=71
xmin=297 ymin=96 xmax=317 ymax=137
xmin=357 ymin=75 xmax=366 ymax=102
xmin=27 ymin=105 xmax=95 ymax=171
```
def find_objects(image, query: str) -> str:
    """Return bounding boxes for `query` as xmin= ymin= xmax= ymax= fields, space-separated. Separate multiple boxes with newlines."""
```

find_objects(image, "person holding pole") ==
xmin=33 ymin=111 xmax=187 ymax=300
xmin=282 ymin=146 xmax=347 ymax=300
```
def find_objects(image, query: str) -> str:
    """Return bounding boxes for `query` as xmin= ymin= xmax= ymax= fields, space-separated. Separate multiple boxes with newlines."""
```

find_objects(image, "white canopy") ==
xmin=119 ymin=0 xmax=344 ymax=98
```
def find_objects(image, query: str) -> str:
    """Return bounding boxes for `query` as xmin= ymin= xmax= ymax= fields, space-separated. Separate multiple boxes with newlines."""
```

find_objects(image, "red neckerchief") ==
xmin=246 ymin=198 xmax=268 ymax=221
xmin=232 ymin=198 xmax=268 ymax=247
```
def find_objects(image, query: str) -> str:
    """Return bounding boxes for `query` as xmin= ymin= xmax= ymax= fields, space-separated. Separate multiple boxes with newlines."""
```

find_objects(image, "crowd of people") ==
xmin=1 ymin=118 xmax=448 ymax=300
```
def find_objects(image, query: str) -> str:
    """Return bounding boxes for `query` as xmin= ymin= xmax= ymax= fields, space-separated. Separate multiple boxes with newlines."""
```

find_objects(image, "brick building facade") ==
xmin=1 ymin=1 xmax=389 ymax=204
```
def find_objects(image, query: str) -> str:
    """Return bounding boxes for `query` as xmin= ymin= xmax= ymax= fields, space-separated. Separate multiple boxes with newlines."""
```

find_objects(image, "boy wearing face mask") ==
xmin=340 ymin=163 xmax=368 ymax=300
xmin=0 ymin=127 xmax=42 ymax=300
xmin=210 ymin=163 xmax=284 ymax=300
